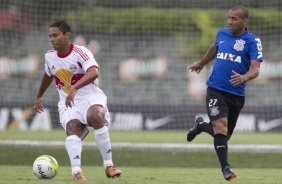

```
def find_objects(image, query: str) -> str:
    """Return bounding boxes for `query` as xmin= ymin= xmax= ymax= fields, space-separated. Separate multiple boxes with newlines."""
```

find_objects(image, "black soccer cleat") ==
xmin=187 ymin=116 xmax=204 ymax=142
xmin=222 ymin=166 xmax=237 ymax=181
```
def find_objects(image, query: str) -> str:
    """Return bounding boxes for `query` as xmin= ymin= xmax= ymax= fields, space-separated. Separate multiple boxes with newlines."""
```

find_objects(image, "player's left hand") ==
xmin=230 ymin=70 xmax=246 ymax=86
xmin=65 ymin=86 xmax=77 ymax=108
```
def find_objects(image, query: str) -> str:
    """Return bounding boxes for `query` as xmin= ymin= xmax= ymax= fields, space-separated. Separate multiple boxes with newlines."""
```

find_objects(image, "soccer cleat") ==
xmin=105 ymin=165 xmax=122 ymax=178
xmin=187 ymin=116 xmax=204 ymax=142
xmin=72 ymin=171 xmax=87 ymax=181
xmin=222 ymin=166 xmax=237 ymax=181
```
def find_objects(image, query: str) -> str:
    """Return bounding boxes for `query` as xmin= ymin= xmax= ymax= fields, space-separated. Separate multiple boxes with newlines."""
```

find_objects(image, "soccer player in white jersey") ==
xmin=33 ymin=20 xmax=121 ymax=181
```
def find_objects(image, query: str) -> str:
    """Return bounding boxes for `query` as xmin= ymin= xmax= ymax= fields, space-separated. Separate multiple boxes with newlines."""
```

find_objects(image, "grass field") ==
xmin=1 ymin=130 xmax=282 ymax=144
xmin=0 ymin=130 xmax=282 ymax=183
xmin=1 ymin=166 xmax=282 ymax=184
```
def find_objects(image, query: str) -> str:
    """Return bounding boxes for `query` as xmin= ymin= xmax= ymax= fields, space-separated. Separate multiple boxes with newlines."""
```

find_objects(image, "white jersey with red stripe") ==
xmin=44 ymin=44 xmax=106 ymax=106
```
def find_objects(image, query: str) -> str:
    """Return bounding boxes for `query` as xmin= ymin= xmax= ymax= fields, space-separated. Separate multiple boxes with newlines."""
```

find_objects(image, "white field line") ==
xmin=1 ymin=140 xmax=282 ymax=153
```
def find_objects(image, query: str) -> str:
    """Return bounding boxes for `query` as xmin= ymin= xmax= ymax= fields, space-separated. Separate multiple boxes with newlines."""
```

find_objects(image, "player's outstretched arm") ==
xmin=33 ymin=73 xmax=53 ymax=113
xmin=188 ymin=44 xmax=217 ymax=74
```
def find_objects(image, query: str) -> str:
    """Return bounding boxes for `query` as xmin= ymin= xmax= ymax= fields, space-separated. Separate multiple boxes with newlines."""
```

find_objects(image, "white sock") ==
xmin=94 ymin=126 xmax=113 ymax=168
xmin=65 ymin=135 xmax=82 ymax=174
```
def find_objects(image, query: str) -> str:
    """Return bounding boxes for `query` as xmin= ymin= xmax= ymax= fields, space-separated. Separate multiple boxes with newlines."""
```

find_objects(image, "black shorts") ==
xmin=206 ymin=87 xmax=245 ymax=135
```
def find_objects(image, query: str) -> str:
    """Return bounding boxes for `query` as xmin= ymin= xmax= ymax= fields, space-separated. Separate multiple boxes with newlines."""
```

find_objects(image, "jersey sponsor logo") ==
xmin=71 ymin=74 xmax=84 ymax=86
xmin=54 ymin=69 xmax=85 ymax=94
xmin=217 ymin=52 xmax=241 ymax=63
xmin=54 ymin=69 xmax=72 ymax=93
xmin=255 ymin=38 xmax=263 ymax=59
xmin=209 ymin=106 xmax=219 ymax=116
xmin=234 ymin=39 xmax=245 ymax=51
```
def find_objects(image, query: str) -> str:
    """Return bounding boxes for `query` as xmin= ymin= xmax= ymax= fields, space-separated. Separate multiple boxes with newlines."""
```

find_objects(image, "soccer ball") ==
xmin=32 ymin=155 xmax=59 ymax=179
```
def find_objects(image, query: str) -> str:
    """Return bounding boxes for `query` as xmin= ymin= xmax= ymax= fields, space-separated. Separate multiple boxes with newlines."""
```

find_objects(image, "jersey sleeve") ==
xmin=214 ymin=29 xmax=221 ymax=49
xmin=44 ymin=54 xmax=52 ymax=77
xmin=250 ymin=37 xmax=263 ymax=62
xmin=77 ymin=46 xmax=99 ymax=72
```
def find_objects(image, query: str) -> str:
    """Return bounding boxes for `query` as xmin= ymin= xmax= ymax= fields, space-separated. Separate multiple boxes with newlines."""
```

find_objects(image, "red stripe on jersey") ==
xmin=86 ymin=65 xmax=99 ymax=73
xmin=71 ymin=74 xmax=84 ymax=85
xmin=58 ymin=44 xmax=73 ymax=58
xmin=74 ymin=45 xmax=90 ymax=60
xmin=73 ymin=47 xmax=87 ymax=61
xmin=77 ymin=62 xmax=83 ymax=69
xmin=73 ymin=46 xmax=89 ymax=61
xmin=73 ymin=46 xmax=90 ymax=61
xmin=53 ymin=75 xmax=65 ymax=90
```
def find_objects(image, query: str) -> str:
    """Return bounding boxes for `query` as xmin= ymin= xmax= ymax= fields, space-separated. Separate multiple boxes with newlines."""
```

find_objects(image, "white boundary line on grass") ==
xmin=1 ymin=140 xmax=282 ymax=153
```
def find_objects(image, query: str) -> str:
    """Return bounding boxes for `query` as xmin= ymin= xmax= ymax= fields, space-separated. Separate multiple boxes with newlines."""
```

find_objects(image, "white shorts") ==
xmin=58 ymin=94 xmax=111 ymax=130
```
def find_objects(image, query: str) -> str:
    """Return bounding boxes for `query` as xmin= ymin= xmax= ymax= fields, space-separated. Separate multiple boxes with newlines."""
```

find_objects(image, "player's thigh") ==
xmin=80 ymin=95 xmax=110 ymax=127
xmin=227 ymin=106 xmax=241 ymax=136
xmin=58 ymin=106 xmax=85 ymax=131
xmin=206 ymin=87 xmax=229 ymax=122
xmin=227 ymin=96 xmax=245 ymax=136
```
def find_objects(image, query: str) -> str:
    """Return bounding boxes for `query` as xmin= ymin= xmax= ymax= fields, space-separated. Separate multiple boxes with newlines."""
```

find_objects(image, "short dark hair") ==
xmin=230 ymin=5 xmax=248 ymax=19
xmin=50 ymin=20 xmax=71 ymax=34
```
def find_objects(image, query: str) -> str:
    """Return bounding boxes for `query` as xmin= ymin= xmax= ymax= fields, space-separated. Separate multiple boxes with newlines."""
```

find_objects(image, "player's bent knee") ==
xmin=66 ymin=120 xmax=84 ymax=136
xmin=88 ymin=116 xmax=104 ymax=129
xmin=213 ymin=125 xmax=227 ymax=135
xmin=87 ymin=105 xmax=105 ymax=129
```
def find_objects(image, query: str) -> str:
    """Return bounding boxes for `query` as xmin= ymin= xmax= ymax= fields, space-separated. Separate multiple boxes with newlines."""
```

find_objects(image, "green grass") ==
xmin=1 ymin=130 xmax=282 ymax=144
xmin=1 ymin=165 xmax=282 ymax=184
xmin=1 ymin=146 xmax=282 ymax=168
xmin=1 ymin=130 xmax=282 ymax=183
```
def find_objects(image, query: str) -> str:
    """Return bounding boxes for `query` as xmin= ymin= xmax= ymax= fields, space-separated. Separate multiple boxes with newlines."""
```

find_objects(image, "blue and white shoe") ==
xmin=222 ymin=166 xmax=237 ymax=181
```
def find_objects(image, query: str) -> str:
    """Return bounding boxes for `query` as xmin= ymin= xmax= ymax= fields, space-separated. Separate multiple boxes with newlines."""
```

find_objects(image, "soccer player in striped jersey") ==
xmin=187 ymin=6 xmax=263 ymax=181
xmin=33 ymin=20 xmax=121 ymax=180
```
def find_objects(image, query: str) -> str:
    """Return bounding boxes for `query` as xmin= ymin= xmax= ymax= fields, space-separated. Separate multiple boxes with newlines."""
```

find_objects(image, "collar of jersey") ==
xmin=57 ymin=44 xmax=73 ymax=58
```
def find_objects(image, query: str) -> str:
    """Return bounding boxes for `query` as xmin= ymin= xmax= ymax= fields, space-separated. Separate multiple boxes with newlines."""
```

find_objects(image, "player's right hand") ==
xmin=33 ymin=97 xmax=44 ymax=113
xmin=65 ymin=86 xmax=77 ymax=108
xmin=188 ymin=61 xmax=203 ymax=74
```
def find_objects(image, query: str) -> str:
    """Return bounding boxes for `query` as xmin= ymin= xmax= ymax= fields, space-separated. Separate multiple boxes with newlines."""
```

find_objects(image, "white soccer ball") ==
xmin=32 ymin=155 xmax=59 ymax=179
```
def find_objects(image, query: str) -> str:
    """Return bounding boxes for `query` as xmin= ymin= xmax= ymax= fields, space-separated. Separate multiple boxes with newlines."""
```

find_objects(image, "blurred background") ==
xmin=0 ymin=0 xmax=281 ymax=132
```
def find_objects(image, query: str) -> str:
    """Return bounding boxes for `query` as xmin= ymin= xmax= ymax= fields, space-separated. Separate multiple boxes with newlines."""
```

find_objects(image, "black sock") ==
xmin=214 ymin=134 xmax=229 ymax=170
xmin=199 ymin=123 xmax=214 ymax=137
